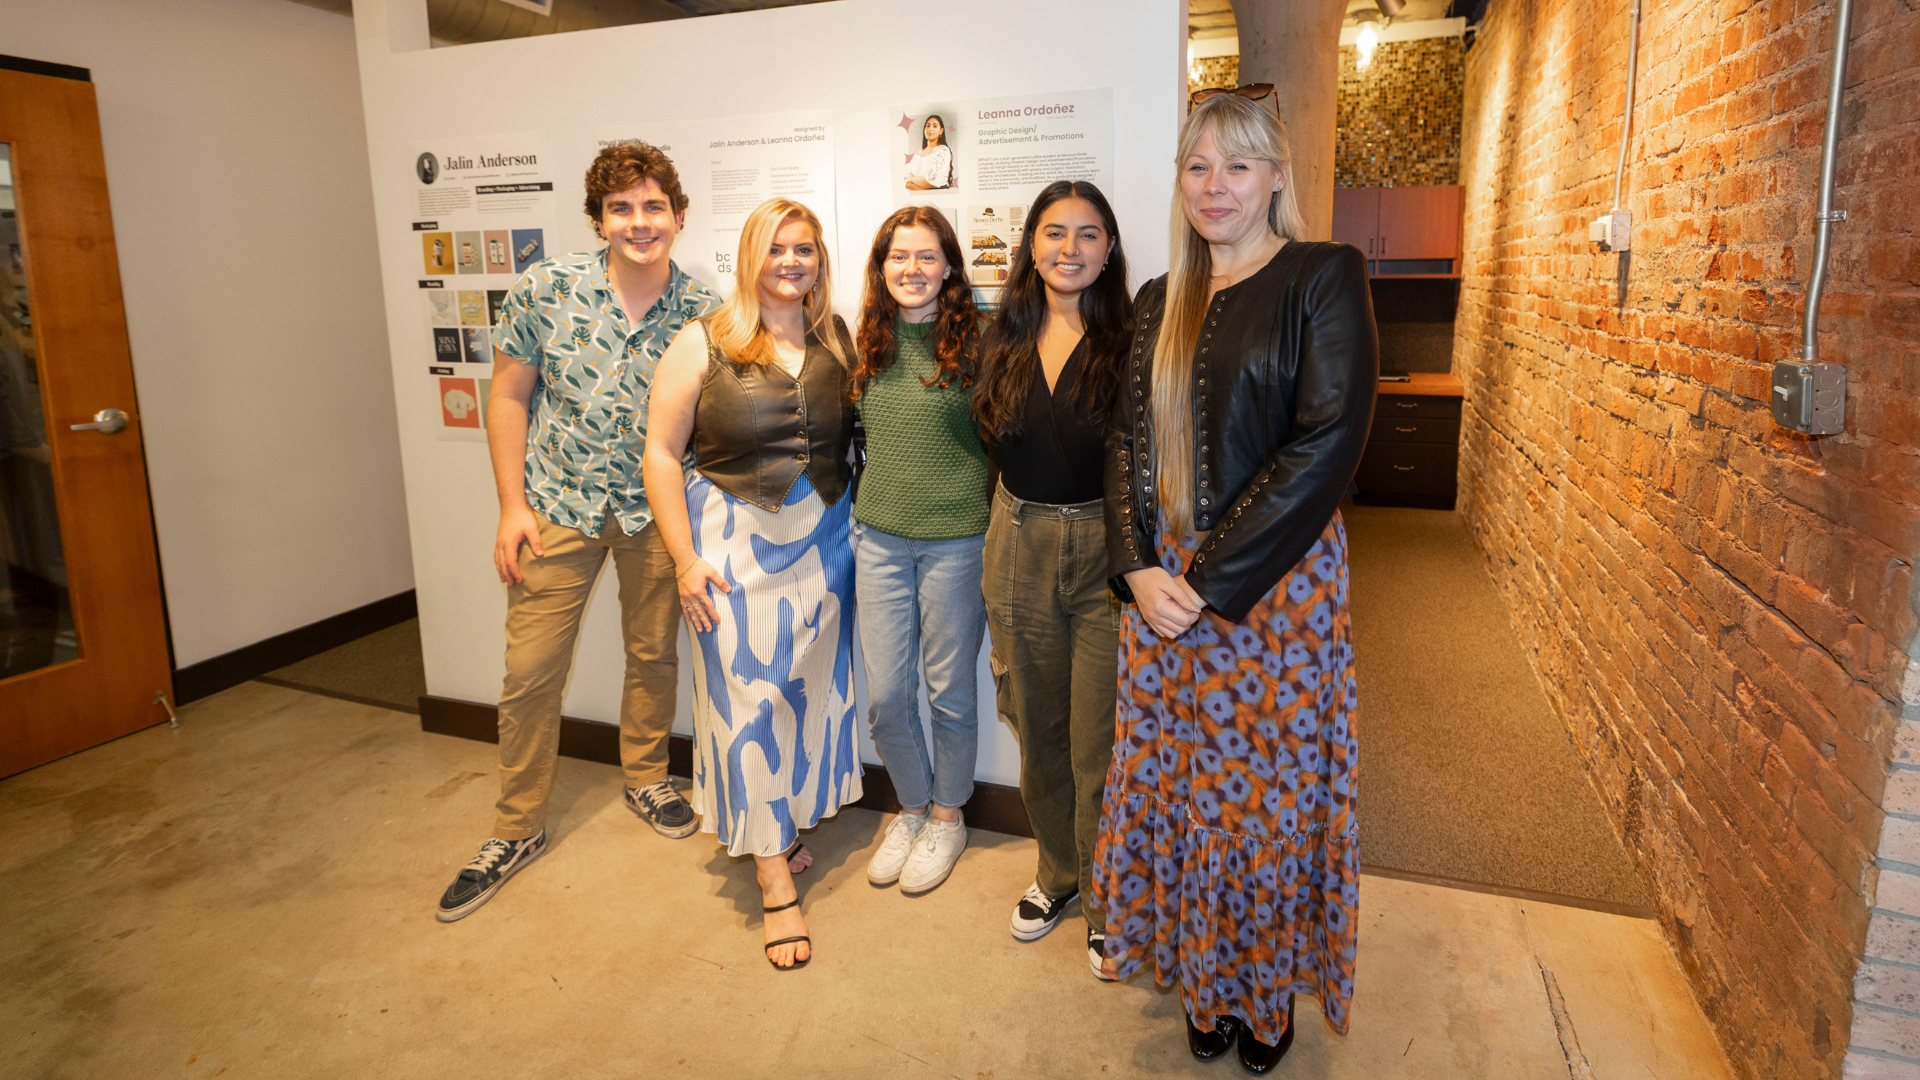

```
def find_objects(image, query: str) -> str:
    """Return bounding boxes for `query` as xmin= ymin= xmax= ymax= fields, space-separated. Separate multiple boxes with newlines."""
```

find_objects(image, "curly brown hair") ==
xmin=584 ymin=140 xmax=688 ymax=236
xmin=852 ymin=206 xmax=978 ymax=399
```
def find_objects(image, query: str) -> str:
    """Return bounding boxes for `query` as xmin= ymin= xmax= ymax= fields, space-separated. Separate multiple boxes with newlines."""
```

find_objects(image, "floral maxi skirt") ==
xmin=1091 ymin=512 xmax=1359 ymax=1047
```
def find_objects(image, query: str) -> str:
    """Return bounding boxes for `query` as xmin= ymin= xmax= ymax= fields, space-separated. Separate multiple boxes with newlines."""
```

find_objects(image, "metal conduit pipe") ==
xmin=1770 ymin=0 xmax=1853 ymax=435
xmin=1801 ymin=0 xmax=1854 ymax=364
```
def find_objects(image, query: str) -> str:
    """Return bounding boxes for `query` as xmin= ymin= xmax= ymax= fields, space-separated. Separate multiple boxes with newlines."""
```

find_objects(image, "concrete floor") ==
xmin=1 ymin=682 xmax=1735 ymax=1079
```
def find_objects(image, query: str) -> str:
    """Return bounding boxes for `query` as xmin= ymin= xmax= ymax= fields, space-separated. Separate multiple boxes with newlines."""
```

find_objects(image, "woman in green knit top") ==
xmin=850 ymin=206 xmax=990 ymax=896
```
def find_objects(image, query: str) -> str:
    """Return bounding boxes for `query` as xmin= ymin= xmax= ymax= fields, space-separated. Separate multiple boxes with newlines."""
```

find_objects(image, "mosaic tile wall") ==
xmin=1188 ymin=55 xmax=1238 ymax=95
xmin=1336 ymin=36 xmax=1464 ymax=187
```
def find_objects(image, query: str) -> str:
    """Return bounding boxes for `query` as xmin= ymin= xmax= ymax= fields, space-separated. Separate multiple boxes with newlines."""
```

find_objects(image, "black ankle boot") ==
xmin=1236 ymin=996 xmax=1295 ymax=1074
xmin=1185 ymin=1012 xmax=1239 ymax=1061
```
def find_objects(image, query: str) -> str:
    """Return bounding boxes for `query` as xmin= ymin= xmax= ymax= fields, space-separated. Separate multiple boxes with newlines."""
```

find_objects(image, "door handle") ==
xmin=70 ymin=408 xmax=130 ymax=434
xmin=1393 ymin=464 xmax=1416 ymax=471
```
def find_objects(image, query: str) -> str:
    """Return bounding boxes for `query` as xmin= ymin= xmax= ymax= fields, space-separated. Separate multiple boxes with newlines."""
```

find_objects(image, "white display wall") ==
xmin=352 ymin=0 xmax=1183 ymax=786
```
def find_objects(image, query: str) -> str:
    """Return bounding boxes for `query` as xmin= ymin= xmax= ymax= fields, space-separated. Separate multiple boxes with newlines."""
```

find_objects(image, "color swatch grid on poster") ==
xmin=409 ymin=133 xmax=555 ymax=442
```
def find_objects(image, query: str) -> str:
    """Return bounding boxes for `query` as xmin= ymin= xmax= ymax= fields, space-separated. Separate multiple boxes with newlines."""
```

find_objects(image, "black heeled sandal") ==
xmin=762 ymin=897 xmax=811 ymax=969
xmin=783 ymin=841 xmax=810 ymax=873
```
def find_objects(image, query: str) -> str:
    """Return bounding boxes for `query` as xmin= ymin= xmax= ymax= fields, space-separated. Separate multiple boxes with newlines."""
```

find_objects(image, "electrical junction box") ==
xmin=1589 ymin=209 xmax=1632 ymax=252
xmin=1771 ymin=360 xmax=1847 ymax=435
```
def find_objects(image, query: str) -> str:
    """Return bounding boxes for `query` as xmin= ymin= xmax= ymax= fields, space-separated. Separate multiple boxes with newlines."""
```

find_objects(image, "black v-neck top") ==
xmin=988 ymin=337 xmax=1109 ymax=505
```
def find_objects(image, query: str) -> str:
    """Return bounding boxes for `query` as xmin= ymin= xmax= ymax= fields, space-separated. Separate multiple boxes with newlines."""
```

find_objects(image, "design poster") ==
xmin=406 ymin=132 xmax=555 ymax=442
xmin=591 ymin=112 xmax=836 ymax=298
xmin=888 ymin=89 xmax=1114 ymax=304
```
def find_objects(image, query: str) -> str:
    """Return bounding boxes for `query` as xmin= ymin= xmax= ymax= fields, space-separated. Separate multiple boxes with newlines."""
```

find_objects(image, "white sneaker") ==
xmin=867 ymin=812 xmax=927 ymax=886
xmin=899 ymin=811 xmax=967 ymax=895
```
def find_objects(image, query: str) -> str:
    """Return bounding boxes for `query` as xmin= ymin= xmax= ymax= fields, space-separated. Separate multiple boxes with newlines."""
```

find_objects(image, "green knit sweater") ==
xmin=853 ymin=319 xmax=990 ymax=540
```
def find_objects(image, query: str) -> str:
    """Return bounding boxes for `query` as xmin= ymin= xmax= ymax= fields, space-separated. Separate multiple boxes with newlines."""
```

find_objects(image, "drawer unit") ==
xmin=1374 ymin=394 xmax=1461 ymax=421
xmin=1356 ymin=377 xmax=1463 ymax=508
xmin=1371 ymin=416 xmax=1459 ymax=444
xmin=1355 ymin=442 xmax=1456 ymax=498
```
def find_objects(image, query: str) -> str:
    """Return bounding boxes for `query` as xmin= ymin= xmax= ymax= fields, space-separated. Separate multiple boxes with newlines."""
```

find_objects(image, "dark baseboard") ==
xmin=419 ymin=694 xmax=1034 ymax=840
xmin=173 ymin=591 xmax=418 ymax=705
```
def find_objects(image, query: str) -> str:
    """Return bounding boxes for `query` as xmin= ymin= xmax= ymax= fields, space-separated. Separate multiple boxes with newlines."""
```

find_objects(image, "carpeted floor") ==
xmin=262 ymin=508 xmax=1648 ymax=911
xmin=258 ymin=618 xmax=428 ymax=714
xmin=1344 ymin=503 xmax=1648 ymax=911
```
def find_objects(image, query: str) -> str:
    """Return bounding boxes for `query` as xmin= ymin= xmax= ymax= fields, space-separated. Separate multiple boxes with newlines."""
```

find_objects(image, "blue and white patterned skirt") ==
xmin=685 ymin=469 xmax=862 ymax=857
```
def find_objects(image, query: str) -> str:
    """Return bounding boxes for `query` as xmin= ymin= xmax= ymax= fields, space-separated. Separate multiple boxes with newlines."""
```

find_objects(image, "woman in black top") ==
xmin=972 ymin=180 xmax=1132 ymax=974
xmin=1093 ymin=94 xmax=1376 ymax=1073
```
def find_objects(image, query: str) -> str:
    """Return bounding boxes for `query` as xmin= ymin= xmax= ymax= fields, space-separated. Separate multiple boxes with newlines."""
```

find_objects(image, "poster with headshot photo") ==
xmin=457 ymin=290 xmax=488 ymax=327
xmin=422 ymin=288 xmax=457 ymax=328
xmin=891 ymin=89 xmax=1112 ymax=303
xmin=483 ymin=230 xmax=513 ymax=275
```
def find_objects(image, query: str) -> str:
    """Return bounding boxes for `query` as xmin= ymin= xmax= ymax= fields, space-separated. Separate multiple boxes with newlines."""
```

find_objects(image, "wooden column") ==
xmin=1230 ymin=0 xmax=1349 ymax=240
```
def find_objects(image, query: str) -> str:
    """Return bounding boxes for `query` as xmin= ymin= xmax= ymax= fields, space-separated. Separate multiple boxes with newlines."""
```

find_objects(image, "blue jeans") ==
xmin=853 ymin=521 xmax=987 ymax=811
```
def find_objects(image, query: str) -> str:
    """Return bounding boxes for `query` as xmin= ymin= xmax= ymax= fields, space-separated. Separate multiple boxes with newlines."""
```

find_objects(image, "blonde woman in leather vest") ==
xmin=644 ymin=198 xmax=860 ymax=971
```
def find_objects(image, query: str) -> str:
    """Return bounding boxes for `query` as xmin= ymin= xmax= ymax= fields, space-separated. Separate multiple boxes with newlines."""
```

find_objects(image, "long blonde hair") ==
xmin=709 ymin=198 xmax=845 ymax=365
xmin=1151 ymin=94 xmax=1307 ymax=534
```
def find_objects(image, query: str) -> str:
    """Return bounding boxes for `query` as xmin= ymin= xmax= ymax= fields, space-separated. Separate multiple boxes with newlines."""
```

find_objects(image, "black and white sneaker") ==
xmin=1010 ymin=882 xmax=1078 ymax=941
xmin=1089 ymin=927 xmax=1116 ymax=981
xmin=435 ymin=831 xmax=548 ymax=922
xmin=625 ymin=781 xmax=698 ymax=839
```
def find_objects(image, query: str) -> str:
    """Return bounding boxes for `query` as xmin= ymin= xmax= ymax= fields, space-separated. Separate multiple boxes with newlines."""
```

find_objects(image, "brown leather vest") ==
xmin=691 ymin=315 xmax=855 ymax=512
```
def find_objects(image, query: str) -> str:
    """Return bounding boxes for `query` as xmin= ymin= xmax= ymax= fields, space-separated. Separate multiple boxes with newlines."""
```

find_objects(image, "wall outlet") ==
xmin=1771 ymin=360 xmax=1847 ymax=435
xmin=1589 ymin=209 xmax=1632 ymax=252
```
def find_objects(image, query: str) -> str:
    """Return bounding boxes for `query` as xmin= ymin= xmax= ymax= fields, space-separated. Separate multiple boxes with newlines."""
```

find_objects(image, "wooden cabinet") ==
xmin=1354 ymin=373 xmax=1464 ymax=509
xmin=1331 ymin=185 xmax=1462 ymax=276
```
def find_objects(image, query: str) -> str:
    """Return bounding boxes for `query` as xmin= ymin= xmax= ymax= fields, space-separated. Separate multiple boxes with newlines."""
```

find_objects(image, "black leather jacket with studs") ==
xmin=1105 ymin=241 xmax=1378 ymax=624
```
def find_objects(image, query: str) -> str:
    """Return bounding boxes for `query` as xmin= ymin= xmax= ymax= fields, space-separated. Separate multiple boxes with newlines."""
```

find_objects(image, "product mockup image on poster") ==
xmin=457 ymin=290 xmax=488 ymax=327
xmin=460 ymin=327 xmax=490 ymax=364
xmin=423 ymin=288 xmax=457 ymax=327
xmin=439 ymin=377 xmax=481 ymax=429
xmin=422 ymin=231 xmax=455 ymax=276
xmin=455 ymin=230 xmax=485 ymax=274
xmin=487 ymin=290 xmax=508 ymax=325
xmin=510 ymin=228 xmax=544 ymax=273
xmin=432 ymin=327 xmax=463 ymax=365
xmin=484 ymin=230 xmax=513 ymax=274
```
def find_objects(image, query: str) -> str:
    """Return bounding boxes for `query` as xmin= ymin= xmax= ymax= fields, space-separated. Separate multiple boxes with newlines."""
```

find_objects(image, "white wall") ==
xmin=0 ymin=0 xmax=414 ymax=667
xmin=353 ymin=0 xmax=1182 ymax=785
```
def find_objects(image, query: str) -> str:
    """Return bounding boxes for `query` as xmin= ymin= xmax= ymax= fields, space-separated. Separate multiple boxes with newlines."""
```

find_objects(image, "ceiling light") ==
xmin=1357 ymin=21 xmax=1380 ymax=68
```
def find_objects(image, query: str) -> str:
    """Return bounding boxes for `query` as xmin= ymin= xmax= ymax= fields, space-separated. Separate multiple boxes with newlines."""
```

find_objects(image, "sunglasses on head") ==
xmin=1188 ymin=83 xmax=1279 ymax=113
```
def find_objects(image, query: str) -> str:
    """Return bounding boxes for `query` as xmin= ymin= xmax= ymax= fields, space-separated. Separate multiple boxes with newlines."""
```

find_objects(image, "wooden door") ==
xmin=0 ymin=59 xmax=171 ymax=777
xmin=1376 ymin=185 xmax=1461 ymax=261
xmin=1331 ymin=187 xmax=1380 ymax=257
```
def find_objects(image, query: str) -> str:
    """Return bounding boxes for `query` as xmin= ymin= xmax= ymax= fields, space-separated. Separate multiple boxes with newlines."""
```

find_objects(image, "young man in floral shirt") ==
xmin=437 ymin=142 xmax=721 ymax=922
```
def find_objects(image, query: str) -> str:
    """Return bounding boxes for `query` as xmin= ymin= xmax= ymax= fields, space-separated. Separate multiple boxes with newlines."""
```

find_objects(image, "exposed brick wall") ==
xmin=1453 ymin=0 xmax=1920 ymax=1077
xmin=1335 ymin=36 xmax=1465 ymax=187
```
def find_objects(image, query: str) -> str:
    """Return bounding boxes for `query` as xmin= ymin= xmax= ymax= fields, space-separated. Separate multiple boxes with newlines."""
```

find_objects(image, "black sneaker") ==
xmin=436 ymin=831 xmax=548 ymax=922
xmin=1010 ymin=882 xmax=1077 ymax=941
xmin=1089 ymin=927 xmax=1117 ymax=981
xmin=625 ymin=781 xmax=698 ymax=839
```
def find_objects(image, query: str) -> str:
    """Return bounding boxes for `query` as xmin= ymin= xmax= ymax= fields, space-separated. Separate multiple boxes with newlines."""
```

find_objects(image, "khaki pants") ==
xmin=494 ymin=513 xmax=680 ymax=840
xmin=982 ymin=483 xmax=1120 ymax=930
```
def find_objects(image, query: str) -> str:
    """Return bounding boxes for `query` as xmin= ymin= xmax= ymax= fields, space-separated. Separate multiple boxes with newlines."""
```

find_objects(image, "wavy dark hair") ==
xmin=853 ymin=206 xmax=979 ymax=399
xmin=972 ymin=180 xmax=1132 ymax=442
xmin=922 ymin=114 xmax=948 ymax=149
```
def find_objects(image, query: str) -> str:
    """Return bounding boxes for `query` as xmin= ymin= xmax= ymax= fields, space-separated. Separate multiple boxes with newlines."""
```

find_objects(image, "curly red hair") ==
xmin=852 ymin=207 xmax=978 ymax=399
